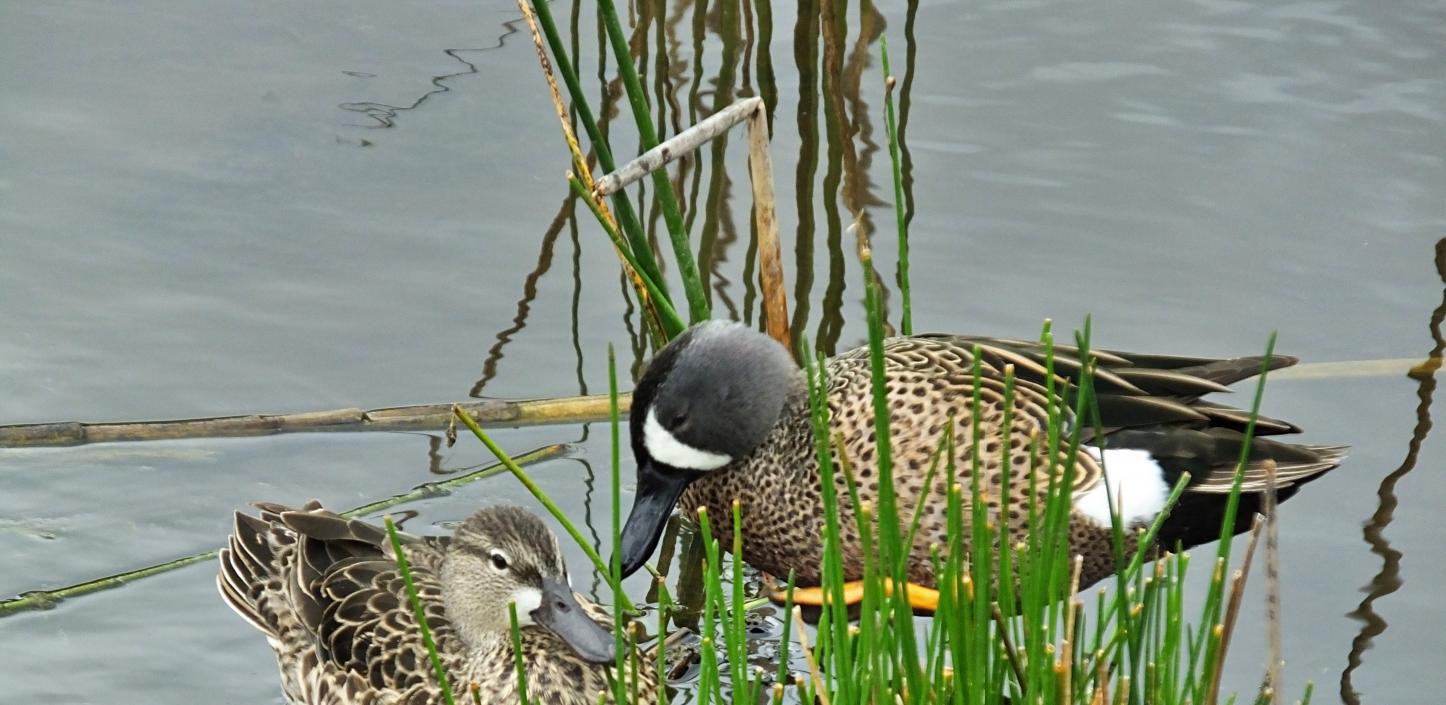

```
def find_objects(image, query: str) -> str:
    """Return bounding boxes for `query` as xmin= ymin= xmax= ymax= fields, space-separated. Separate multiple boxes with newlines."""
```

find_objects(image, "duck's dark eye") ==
xmin=669 ymin=412 xmax=688 ymax=430
xmin=489 ymin=552 xmax=509 ymax=571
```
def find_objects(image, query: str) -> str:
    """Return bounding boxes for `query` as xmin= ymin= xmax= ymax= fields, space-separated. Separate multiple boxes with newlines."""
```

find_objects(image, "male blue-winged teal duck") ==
xmin=219 ymin=502 xmax=658 ymax=705
xmin=616 ymin=321 xmax=1346 ymax=603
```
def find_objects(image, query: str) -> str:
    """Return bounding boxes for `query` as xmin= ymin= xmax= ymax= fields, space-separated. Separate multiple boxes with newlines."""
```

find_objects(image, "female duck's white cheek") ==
xmin=508 ymin=587 xmax=542 ymax=627
xmin=643 ymin=409 xmax=732 ymax=471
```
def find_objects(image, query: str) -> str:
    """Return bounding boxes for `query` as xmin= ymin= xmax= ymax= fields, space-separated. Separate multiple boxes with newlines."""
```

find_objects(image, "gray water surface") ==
xmin=2 ymin=0 xmax=1443 ymax=703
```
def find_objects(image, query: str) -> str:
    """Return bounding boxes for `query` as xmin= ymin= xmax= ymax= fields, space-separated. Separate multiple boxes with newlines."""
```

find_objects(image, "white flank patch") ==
xmin=643 ymin=408 xmax=732 ymax=471
xmin=1075 ymin=448 xmax=1170 ymax=528
xmin=509 ymin=587 xmax=543 ymax=626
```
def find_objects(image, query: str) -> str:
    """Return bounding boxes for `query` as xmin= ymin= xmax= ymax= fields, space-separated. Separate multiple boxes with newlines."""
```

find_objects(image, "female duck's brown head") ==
xmin=444 ymin=506 xmax=615 ymax=663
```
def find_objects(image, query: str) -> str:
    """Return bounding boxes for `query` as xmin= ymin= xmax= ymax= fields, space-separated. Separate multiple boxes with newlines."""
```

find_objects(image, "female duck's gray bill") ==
xmin=533 ymin=577 xmax=615 ymax=664
xmin=616 ymin=464 xmax=694 ymax=578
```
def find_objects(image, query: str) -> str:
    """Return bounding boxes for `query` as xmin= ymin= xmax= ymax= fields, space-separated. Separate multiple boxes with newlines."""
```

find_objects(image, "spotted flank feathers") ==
xmin=618 ymin=321 xmax=1347 ymax=590
xmin=218 ymin=502 xmax=657 ymax=705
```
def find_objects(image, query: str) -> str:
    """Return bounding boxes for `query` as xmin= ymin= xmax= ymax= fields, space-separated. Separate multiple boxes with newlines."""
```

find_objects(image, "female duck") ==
xmin=220 ymin=502 xmax=657 ymax=705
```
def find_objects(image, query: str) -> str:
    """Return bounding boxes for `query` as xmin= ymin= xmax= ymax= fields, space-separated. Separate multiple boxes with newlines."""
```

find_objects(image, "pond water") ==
xmin=2 ymin=0 xmax=1443 ymax=703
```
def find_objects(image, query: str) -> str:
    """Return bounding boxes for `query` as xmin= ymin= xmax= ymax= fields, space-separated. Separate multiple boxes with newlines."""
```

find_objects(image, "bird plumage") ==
xmin=617 ymin=322 xmax=1346 ymax=590
xmin=219 ymin=501 xmax=658 ymax=705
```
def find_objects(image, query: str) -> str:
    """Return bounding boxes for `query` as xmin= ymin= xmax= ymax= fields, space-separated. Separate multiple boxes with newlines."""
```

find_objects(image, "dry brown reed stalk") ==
xmin=1092 ymin=657 xmax=1110 ymax=705
xmin=746 ymin=100 xmax=791 ymax=353
xmin=1059 ymin=554 xmax=1085 ymax=702
xmin=515 ymin=0 xmax=593 ymax=194
xmin=0 ymin=394 xmax=629 ymax=448
xmin=582 ymin=93 xmax=793 ymax=350
xmin=991 ymin=602 xmax=1029 ymax=686
xmin=1207 ymin=513 xmax=1267 ymax=705
xmin=1274 ymin=357 xmax=1437 ymax=380
xmin=513 ymin=0 xmax=666 ymax=338
xmin=851 ymin=217 xmax=871 ymax=265
xmin=792 ymin=605 xmax=832 ymax=705
xmin=1263 ymin=459 xmax=1282 ymax=704
xmin=1 ymin=357 xmax=1409 ymax=448
xmin=645 ymin=625 xmax=692 ymax=656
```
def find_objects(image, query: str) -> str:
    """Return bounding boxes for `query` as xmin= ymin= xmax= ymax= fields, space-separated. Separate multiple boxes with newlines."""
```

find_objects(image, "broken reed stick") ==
xmin=592 ymin=97 xmax=764 ymax=198
xmin=1059 ymin=555 xmax=1084 ymax=703
xmin=746 ymin=101 xmax=791 ymax=354
xmin=1207 ymin=513 xmax=1267 ymax=705
xmin=1263 ymin=460 xmax=1283 ymax=704
xmin=991 ymin=602 xmax=1029 ymax=687
xmin=0 ymin=356 xmax=1423 ymax=448
xmin=0 ymin=394 xmax=628 ymax=448
xmin=1271 ymin=356 xmax=1437 ymax=380
xmin=792 ymin=605 xmax=832 ymax=705
xmin=585 ymin=94 xmax=792 ymax=354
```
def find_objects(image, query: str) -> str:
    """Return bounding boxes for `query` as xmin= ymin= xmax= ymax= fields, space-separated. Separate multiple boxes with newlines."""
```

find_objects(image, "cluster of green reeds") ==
xmin=518 ymin=0 xmax=710 ymax=344
xmin=435 ymin=318 xmax=1305 ymax=705
xmin=438 ymin=268 xmax=1305 ymax=705
xmin=383 ymin=2 xmax=1307 ymax=704
xmin=751 ymin=295 xmax=1303 ymax=705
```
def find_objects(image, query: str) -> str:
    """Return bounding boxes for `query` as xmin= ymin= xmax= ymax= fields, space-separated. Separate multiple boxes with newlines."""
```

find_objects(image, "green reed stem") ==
xmin=880 ymin=36 xmax=911 ymax=335
xmin=594 ymin=0 xmax=709 ymax=324
xmin=526 ymin=0 xmax=666 ymax=296
xmin=570 ymin=175 xmax=683 ymax=339
xmin=452 ymin=406 xmax=634 ymax=611
xmin=802 ymin=338 xmax=857 ymax=705
xmin=1192 ymin=333 xmax=1280 ymax=704
xmin=696 ymin=507 xmax=724 ymax=705
xmin=385 ymin=516 xmax=456 ymax=705
xmin=508 ymin=601 xmax=533 ymax=705
xmin=730 ymin=500 xmax=750 ymax=704
xmin=608 ymin=345 xmax=628 ymax=705
xmin=902 ymin=434 xmax=948 ymax=561
xmin=774 ymin=571 xmax=798 ymax=688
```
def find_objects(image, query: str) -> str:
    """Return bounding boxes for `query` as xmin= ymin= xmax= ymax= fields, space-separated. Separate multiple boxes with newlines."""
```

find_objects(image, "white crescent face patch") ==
xmin=643 ymin=407 xmax=732 ymax=471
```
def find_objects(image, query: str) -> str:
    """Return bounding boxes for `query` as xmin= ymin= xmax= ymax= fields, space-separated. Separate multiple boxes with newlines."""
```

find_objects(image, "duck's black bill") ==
xmin=534 ymin=577 xmax=615 ymax=664
xmin=616 ymin=463 xmax=693 ymax=578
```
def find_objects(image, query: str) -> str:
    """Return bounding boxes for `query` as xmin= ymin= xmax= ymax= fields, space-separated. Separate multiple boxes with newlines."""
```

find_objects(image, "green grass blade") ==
xmin=385 ymin=517 xmax=456 ymax=705
xmin=880 ymin=36 xmax=911 ymax=335
xmin=594 ymin=0 xmax=709 ymax=323
xmin=526 ymin=0 xmax=667 ymax=296
xmin=452 ymin=405 xmax=633 ymax=611
xmin=569 ymin=175 xmax=683 ymax=338
xmin=608 ymin=345 xmax=628 ymax=705
xmin=508 ymin=601 xmax=533 ymax=705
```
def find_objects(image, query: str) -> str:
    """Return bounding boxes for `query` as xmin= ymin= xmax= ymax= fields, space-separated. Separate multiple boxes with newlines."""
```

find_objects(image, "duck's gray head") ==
xmin=616 ymin=320 xmax=801 ymax=577
xmin=440 ymin=506 xmax=613 ymax=664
